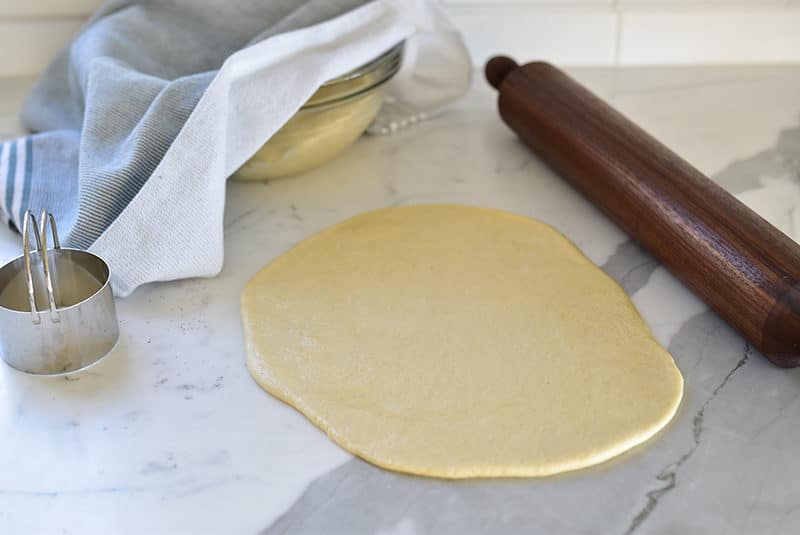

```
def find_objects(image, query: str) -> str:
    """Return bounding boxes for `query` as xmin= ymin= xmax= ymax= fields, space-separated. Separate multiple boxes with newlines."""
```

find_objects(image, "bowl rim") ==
xmin=302 ymin=41 xmax=404 ymax=110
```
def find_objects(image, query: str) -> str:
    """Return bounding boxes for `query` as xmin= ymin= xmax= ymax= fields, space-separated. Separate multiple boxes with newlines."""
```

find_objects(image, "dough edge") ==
xmin=242 ymin=204 xmax=684 ymax=479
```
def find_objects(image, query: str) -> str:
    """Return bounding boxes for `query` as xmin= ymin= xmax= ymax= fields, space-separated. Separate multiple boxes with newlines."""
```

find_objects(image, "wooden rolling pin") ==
xmin=485 ymin=57 xmax=800 ymax=368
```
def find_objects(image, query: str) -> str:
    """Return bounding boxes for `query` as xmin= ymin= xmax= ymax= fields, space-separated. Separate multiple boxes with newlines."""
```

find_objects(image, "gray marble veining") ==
xmin=1 ymin=65 xmax=800 ymax=534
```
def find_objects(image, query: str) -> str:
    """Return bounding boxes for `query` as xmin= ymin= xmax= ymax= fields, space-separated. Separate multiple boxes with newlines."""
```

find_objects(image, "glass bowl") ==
xmin=232 ymin=42 xmax=404 ymax=181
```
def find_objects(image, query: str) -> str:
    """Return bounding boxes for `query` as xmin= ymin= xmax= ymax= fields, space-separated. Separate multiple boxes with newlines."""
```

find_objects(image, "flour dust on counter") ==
xmin=242 ymin=204 xmax=683 ymax=479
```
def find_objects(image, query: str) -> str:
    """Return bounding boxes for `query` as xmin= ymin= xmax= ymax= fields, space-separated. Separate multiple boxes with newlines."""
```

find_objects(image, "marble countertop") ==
xmin=1 ymin=65 xmax=800 ymax=535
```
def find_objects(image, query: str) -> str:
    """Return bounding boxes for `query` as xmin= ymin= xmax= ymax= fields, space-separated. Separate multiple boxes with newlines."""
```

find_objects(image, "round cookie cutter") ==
xmin=0 ymin=210 xmax=119 ymax=375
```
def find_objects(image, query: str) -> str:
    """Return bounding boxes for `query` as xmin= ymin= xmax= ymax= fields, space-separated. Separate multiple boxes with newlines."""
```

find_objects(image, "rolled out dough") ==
xmin=242 ymin=205 xmax=683 ymax=478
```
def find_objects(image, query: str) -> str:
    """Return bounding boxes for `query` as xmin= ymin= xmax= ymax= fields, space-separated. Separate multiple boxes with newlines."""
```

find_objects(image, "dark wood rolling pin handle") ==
xmin=486 ymin=56 xmax=800 ymax=367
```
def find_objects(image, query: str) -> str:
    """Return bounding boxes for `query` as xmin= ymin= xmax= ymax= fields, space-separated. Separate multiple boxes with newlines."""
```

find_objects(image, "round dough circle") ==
xmin=242 ymin=205 xmax=683 ymax=478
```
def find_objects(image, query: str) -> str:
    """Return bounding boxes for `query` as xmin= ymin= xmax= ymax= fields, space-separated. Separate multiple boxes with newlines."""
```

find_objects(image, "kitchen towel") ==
xmin=1 ymin=0 xmax=471 ymax=296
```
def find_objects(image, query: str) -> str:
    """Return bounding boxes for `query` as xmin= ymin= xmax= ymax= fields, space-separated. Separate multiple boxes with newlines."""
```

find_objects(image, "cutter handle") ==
xmin=22 ymin=209 xmax=61 ymax=324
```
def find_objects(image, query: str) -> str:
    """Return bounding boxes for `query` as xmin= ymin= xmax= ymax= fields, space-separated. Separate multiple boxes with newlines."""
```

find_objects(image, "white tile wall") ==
xmin=446 ymin=6 xmax=618 ymax=65
xmin=0 ymin=0 xmax=101 ymax=18
xmin=1 ymin=0 xmax=799 ymax=76
xmin=0 ymin=19 xmax=85 ymax=76
xmin=618 ymin=8 xmax=800 ymax=65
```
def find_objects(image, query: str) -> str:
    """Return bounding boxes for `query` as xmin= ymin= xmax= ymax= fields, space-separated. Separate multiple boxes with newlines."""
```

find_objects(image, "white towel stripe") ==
xmin=11 ymin=138 xmax=26 ymax=228
xmin=0 ymin=143 xmax=10 ymax=225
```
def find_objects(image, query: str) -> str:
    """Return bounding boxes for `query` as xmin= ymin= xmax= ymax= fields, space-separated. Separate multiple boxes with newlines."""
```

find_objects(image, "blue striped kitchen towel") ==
xmin=0 ymin=137 xmax=36 ymax=229
xmin=1 ymin=0 xmax=470 ymax=296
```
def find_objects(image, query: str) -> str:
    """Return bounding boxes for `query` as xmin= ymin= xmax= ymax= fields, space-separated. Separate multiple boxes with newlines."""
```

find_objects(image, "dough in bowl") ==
xmin=241 ymin=205 xmax=683 ymax=478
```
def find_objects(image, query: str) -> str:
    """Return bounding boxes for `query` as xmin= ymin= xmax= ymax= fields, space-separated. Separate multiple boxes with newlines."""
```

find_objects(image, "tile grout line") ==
xmin=0 ymin=14 xmax=89 ymax=23
xmin=613 ymin=0 xmax=623 ymax=67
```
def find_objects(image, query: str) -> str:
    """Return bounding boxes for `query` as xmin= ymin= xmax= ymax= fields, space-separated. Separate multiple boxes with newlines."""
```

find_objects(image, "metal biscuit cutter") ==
xmin=0 ymin=210 xmax=119 ymax=375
